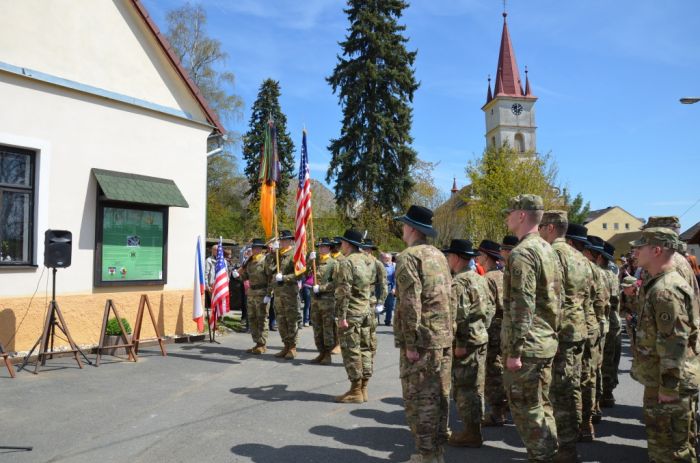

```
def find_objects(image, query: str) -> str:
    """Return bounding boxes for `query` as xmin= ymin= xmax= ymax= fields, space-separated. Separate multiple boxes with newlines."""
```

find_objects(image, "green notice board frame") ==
xmin=94 ymin=201 xmax=169 ymax=287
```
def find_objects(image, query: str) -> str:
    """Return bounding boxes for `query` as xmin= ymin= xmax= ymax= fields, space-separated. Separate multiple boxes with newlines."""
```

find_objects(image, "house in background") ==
xmin=0 ymin=0 xmax=223 ymax=353
xmin=584 ymin=206 xmax=644 ymax=241
xmin=680 ymin=221 xmax=700 ymax=258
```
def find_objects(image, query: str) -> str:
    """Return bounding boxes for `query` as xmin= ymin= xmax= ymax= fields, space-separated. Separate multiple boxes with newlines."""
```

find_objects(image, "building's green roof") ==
xmin=92 ymin=168 xmax=189 ymax=208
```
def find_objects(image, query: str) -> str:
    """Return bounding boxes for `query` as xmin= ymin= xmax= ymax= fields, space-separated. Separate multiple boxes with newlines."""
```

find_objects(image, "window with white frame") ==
xmin=0 ymin=145 xmax=35 ymax=265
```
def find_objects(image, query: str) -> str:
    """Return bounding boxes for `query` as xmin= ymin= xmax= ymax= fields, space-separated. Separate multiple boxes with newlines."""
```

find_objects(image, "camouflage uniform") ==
xmin=366 ymin=253 xmax=388 ymax=362
xmin=331 ymin=251 xmax=345 ymax=351
xmin=550 ymin=237 xmax=592 ymax=451
xmin=311 ymin=254 xmax=337 ymax=354
xmin=267 ymin=248 xmax=300 ymax=352
xmin=450 ymin=268 xmax=491 ymax=439
xmin=602 ymin=266 xmax=622 ymax=402
xmin=593 ymin=263 xmax=611 ymax=417
xmin=484 ymin=268 xmax=507 ymax=421
xmin=395 ymin=240 xmax=453 ymax=457
xmin=241 ymin=253 xmax=269 ymax=347
xmin=580 ymin=259 xmax=605 ymax=436
xmin=502 ymin=232 xmax=561 ymax=461
xmin=633 ymin=265 xmax=699 ymax=462
xmin=335 ymin=250 xmax=374 ymax=382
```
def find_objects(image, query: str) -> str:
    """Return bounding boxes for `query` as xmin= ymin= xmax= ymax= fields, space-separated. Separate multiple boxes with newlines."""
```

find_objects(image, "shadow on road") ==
xmin=231 ymin=443 xmax=389 ymax=463
xmin=351 ymin=407 xmax=406 ymax=426
xmin=310 ymin=424 xmax=413 ymax=459
xmin=230 ymin=384 xmax=336 ymax=402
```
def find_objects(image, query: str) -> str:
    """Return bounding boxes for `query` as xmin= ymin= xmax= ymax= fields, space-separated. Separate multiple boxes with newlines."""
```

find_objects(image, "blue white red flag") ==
xmin=192 ymin=236 xmax=205 ymax=333
xmin=209 ymin=237 xmax=230 ymax=329
xmin=294 ymin=130 xmax=312 ymax=275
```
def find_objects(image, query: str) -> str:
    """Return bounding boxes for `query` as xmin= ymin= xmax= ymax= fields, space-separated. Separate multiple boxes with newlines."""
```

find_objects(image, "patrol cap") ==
xmin=620 ymin=275 xmax=638 ymax=288
xmin=629 ymin=227 xmax=681 ymax=250
xmin=641 ymin=216 xmax=681 ymax=230
xmin=540 ymin=210 xmax=568 ymax=226
xmin=501 ymin=194 xmax=544 ymax=215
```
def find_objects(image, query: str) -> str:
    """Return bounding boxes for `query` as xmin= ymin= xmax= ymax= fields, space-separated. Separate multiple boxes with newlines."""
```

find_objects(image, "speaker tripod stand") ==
xmin=0 ymin=445 xmax=32 ymax=452
xmin=19 ymin=267 xmax=92 ymax=374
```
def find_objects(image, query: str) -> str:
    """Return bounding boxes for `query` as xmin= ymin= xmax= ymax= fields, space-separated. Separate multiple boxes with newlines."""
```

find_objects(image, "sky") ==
xmin=142 ymin=0 xmax=700 ymax=233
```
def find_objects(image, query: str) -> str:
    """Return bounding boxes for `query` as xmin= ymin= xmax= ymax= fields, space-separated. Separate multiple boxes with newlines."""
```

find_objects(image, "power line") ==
xmin=679 ymin=198 xmax=700 ymax=218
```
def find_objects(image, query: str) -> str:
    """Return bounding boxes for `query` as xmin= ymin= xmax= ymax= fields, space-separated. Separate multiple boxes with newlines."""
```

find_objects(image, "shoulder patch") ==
xmin=659 ymin=312 xmax=671 ymax=322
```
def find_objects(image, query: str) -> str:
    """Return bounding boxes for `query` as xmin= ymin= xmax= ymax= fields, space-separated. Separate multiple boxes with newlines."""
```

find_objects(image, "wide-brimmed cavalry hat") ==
xmin=339 ymin=229 xmax=364 ymax=248
xmin=565 ymin=223 xmax=589 ymax=243
xmin=394 ymin=205 xmax=437 ymax=238
xmin=478 ymin=240 xmax=502 ymax=260
xmin=601 ymin=241 xmax=615 ymax=261
xmin=586 ymin=235 xmax=605 ymax=253
xmin=442 ymin=239 xmax=480 ymax=259
xmin=279 ymin=229 xmax=294 ymax=240
xmin=362 ymin=239 xmax=378 ymax=250
xmin=250 ymin=238 xmax=267 ymax=248
xmin=317 ymin=237 xmax=333 ymax=247
xmin=501 ymin=235 xmax=519 ymax=250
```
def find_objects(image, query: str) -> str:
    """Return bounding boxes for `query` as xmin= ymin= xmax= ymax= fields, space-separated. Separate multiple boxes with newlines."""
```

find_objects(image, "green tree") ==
xmin=461 ymin=144 xmax=562 ymax=243
xmin=410 ymin=159 xmax=446 ymax=211
xmin=327 ymin=0 xmax=419 ymax=218
xmin=562 ymin=188 xmax=591 ymax=224
xmin=242 ymin=79 xmax=295 ymax=210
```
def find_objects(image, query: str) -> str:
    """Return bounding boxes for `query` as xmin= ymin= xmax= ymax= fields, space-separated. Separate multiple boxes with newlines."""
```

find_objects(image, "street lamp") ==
xmin=680 ymin=97 xmax=700 ymax=104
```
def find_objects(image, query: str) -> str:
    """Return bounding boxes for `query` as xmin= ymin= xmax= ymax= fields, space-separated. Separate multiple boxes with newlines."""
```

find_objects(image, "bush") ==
xmin=105 ymin=317 xmax=132 ymax=336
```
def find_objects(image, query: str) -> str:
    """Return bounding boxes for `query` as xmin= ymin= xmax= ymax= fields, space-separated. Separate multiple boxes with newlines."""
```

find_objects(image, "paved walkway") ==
xmin=1 ymin=323 xmax=646 ymax=462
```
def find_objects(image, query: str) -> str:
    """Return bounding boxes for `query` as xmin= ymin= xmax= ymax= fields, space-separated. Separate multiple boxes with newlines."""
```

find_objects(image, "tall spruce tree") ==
xmin=242 ymin=79 xmax=295 ymax=205
xmin=327 ymin=0 xmax=419 ymax=218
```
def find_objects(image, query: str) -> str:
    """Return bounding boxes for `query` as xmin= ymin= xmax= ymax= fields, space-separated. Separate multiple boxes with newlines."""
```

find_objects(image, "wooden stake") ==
xmin=0 ymin=342 xmax=15 ymax=378
xmin=132 ymin=294 xmax=167 ymax=356
xmin=95 ymin=299 xmax=136 ymax=367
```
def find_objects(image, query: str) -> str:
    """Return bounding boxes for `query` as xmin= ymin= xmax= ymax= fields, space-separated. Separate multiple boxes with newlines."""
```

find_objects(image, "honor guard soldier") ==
xmin=240 ymin=239 xmax=270 ymax=354
xmin=394 ymin=205 xmax=453 ymax=463
xmin=309 ymin=238 xmax=337 ymax=364
xmin=267 ymin=230 xmax=301 ymax=359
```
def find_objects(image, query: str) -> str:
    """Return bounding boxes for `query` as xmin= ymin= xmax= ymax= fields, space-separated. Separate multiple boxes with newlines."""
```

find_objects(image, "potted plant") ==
xmin=103 ymin=317 xmax=132 ymax=356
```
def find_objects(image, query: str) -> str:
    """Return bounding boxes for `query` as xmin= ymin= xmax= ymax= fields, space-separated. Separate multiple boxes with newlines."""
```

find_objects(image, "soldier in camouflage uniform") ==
xmin=443 ymin=239 xmax=492 ymax=448
xmin=501 ymin=194 xmax=562 ymax=462
xmin=583 ymin=236 xmax=610 ymax=426
xmin=501 ymin=235 xmax=519 ymax=265
xmin=600 ymin=241 xmax=622 ymax=408
xmin=476 ymin=239 xmax=508 ymax=427
xmin=630 ymin=228 xmax=700 ymax=463
xmin=308 ymin=238 xmax=336 ymax=365
xmin=330 ymin=236 xmax=345 ymax=355
xmin=267 ymin=230 xmax=301 ymax=360
xmin=362 ymin=238 xmax=388 ymax=370
xmin=240 ymin=239 xmax=270 ymax=354
xmin=394 ymin=205 xmax=453 ymax=463
xmin=540 ymin=211 xmax=592 ymax=462
xmin=334 ymin=229 xmax=374 ymax=404
xmin=620 ymin=275 xmax=639 ymax=346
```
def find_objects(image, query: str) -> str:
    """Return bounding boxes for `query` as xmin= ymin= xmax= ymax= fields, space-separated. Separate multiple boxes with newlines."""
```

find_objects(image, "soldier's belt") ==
xmin=250 ymin=284 xmax=267 ymax=290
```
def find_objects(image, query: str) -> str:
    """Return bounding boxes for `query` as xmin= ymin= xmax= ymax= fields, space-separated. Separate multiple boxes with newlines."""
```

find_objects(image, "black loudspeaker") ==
xmin=44 ymin=230 xmax=72 ymax=268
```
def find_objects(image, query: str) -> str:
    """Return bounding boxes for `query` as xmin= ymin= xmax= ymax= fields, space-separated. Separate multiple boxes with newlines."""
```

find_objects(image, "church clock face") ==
xmin=511 ymin=103 xmax=524 ymax=116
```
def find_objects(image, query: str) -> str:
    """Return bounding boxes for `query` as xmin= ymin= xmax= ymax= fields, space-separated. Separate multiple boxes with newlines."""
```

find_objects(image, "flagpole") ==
xmin=308 ymin=211 xmax=318 ymax=283
xmin=273 ymin=186 xmax=280 ymax=274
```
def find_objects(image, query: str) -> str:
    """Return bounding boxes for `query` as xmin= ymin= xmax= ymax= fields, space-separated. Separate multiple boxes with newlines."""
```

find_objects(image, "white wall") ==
xmin=0 ymin=71 xmax=209 ymax=297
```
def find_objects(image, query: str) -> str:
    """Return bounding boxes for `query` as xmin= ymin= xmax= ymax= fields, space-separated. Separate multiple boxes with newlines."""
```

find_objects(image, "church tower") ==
xmin=482 ymin=12 xmax=537 ymax=154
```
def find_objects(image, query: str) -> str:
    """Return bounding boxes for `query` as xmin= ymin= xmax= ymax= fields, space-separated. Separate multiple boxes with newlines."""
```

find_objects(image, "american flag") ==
xmin=210 ymin=237 xmax=230 ymax=329
xmin=294 ymin=130 xmax=312 ymax=275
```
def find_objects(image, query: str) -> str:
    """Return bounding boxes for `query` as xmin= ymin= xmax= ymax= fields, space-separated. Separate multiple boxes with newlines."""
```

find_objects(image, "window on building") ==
xmin=491 ymin=136 xmax=496 ymax=147
xmin=0 ymin=146 xmax=35 ymax=265
xmin=625 ymin=223 xmax=630 ymax=230
xmin=614 ymin=223 xmax=619 ymax=230
xmin=514 ymin=133 xmax=525 ymax=153
xmin=602 ymin=223 xmax=608 ymax=229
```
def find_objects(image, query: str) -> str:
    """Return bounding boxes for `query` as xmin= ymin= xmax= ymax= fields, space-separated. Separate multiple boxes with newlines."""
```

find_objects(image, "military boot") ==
xmin=251 ymin=344 xmax=266 ymax=354
xmin=434 ymin=448 xmax=446 ymax=463
xmin=578 ymin=416 xmax=594 ymax=442
xmin=274 ymin=345 xmax=289 ymax=358
xmin=331 ymin=344 xmax=341 ymax=355
xmin=335 ymin=380 xmax=364 ymax=403
xmin=310 ymin=351 xmax=325 ymax=364
xmin=361 ymin=379 xmax=369 ymax=402
xmin=245 ymin=345 xmax=257 ymax=353
xmin=319 ymin=351 xmax=332 ymax=365
xmin=284 ymin=346 xmax=297 ymax=359
xmin=553 ymin=444 xmax=581 ymax=463
xmin=482 ymin=405 xmax=506 ymax=427
xmin=401 ymin=453 xmax=438 ymax=463
xmin=447 ymin=425 xmax=483 ymax=448
xmin=600 ymin=389 xmax=615 ymax=408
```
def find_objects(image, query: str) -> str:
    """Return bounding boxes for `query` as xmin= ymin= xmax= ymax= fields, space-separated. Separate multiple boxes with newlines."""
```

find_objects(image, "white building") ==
xmin=0 ymin=0 xmax=224 ymax=352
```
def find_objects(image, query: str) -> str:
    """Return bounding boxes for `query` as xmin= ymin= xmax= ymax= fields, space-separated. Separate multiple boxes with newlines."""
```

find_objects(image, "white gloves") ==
xmin=275 ymin=273 xmax=284 ymax=282
xmin=375 ymin=304 xmax=384 ymax=314
xmin=313 ymin=285 xmax=320 ymax=294
xmin=263 ymin=296 xmax=271 ymax=304
xmin=231 ymin=270 xmax=239 ymax=278
xmin=271 ymin=240 xmax=280 ymax=250
xmin=309 ymin=251 xmax=317 ymax=260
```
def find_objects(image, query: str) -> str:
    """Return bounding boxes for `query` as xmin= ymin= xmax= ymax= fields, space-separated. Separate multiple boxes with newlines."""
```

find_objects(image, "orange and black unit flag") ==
xmin=259 ymin=120 xmax=280 ymax=238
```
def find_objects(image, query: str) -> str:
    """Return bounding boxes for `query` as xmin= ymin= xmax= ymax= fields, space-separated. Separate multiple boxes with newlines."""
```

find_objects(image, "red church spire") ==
xmin=451 ymin=177 xmax=458 ymax=195
xmin=488 ymin=12 xmax=535 ymax=102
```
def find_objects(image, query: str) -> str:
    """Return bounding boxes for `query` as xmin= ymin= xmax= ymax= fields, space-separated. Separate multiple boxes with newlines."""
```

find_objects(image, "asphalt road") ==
xmin=1 ymin=320 xmax=647 ymax=462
